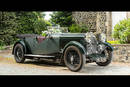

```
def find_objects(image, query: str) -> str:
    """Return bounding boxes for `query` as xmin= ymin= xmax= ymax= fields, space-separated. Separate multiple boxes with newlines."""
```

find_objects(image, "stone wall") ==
xmin=72 ymin=12 xmax=97 ymax=32
xmin=72 ymin=12 xmax=111 ymax=39
xmin=72 ymin=12 xmax=130 ymax=41
xmin=96 ymin=12 xmax=107 ymax=33
xmin=112 ymin=44 xmax=130 ymax=63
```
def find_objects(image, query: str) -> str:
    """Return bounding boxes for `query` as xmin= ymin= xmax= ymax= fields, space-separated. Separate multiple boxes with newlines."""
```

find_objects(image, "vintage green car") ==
xmin=12 ymin=32 xmax=113 ymax=72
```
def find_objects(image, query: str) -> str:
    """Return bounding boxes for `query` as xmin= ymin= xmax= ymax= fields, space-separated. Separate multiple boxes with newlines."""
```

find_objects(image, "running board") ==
xmin=24 ymin=54 xmax=55 ymax=58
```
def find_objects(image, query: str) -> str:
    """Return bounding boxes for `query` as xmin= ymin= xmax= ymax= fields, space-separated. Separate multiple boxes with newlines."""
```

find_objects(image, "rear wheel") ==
xmin=64 ymin=46 xmax=86 ymax=72
xmin=14 ymin=43 xmax=25 ymax=63
xmin=96 ymin=49 xmax=112 ymax=66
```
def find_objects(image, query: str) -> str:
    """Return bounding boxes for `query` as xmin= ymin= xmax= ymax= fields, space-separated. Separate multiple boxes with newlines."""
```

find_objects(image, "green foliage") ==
xmin=69 ymin=24 xmax=88 ymax=33
xmin=0 ymin=45 xmax=5 ymax=50
xmin=50 ymin=11 xmax=75 ymax=27
xmin=15 ymin=11 xmax=46 ymax=34
xmin=0 ymin=12 xmax=18 ymax=45
xmin=34 ymin=17 xmax=48 ymax=34
xmin=0 ymin=41 xmax=5 ymax=50
xmin=44 ymin=20 xmax=52 ymax=26
xmin=0 ymin=11 xmax=51 ymax=45
xmin=112 ymin=18 xmax=130 ymax=43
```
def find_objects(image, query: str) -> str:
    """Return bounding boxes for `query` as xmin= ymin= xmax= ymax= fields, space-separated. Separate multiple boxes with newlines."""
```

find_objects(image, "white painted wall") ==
xmin=112 ymin=12 xmax=127 ymax=30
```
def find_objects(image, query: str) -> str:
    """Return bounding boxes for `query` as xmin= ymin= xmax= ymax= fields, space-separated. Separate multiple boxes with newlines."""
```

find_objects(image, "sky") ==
xmin=44 ymin=12 xmax=53 ymax=20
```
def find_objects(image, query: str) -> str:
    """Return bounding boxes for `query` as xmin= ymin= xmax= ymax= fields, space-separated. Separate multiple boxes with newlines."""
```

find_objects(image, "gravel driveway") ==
xmin=1 ymin=49 xmax=130 ymax=75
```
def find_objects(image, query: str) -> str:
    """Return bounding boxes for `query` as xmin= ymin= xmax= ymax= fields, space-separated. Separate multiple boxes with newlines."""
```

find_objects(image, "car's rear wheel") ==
xmin=14 ymin=43 xmax=25 ymax=63
xmin=96 ymin=49 xmax=112 ymax=66
xmin=64 ymin=46 xmax=86 ymax=72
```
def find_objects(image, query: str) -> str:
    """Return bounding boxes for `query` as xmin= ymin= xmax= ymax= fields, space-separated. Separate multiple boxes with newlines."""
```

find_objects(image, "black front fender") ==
xmin=63 ymin=41 xmax=87 ymax=55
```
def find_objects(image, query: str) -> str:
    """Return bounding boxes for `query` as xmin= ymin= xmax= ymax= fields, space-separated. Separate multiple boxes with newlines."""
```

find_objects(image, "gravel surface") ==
xmin=1 ymin=50 xmax=130 ymax=75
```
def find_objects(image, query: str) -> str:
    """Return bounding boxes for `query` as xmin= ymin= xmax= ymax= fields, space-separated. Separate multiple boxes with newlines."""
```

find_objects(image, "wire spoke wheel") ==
xmin=67 ymin=50 xmax=80 ymax=68
xmin=64 ymin=46 xmax=86 ymax=72
xmin=14 ymin=44 xmax=25 ymax=63
xmin=16 ymin=47 xmax=23 ymax=60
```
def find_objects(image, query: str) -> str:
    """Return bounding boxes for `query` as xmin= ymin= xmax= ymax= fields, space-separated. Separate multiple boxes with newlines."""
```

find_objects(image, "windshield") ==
xmin=42 ymin=26 xmax=68 ymax=37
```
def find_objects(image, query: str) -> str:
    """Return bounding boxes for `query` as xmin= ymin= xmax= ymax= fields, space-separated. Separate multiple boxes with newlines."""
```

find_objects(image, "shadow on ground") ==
xmin=23 ymin=59 xmax=110 ymax=74
xmin=24 ymin=59 xmax=64 ymax=67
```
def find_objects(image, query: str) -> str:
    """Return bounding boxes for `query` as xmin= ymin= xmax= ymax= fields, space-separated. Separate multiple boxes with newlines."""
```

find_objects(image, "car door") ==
xmin=25 ymin=35 xmax=60 ymax=55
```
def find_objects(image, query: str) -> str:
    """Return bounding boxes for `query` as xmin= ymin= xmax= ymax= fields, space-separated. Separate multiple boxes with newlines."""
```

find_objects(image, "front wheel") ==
xmin=14 ymin=43 xmax=25 ymax=63
xmin=64 ymin=46 xmax=86 ymax=72
xmin=96 ymin=49 xmax=112 ymax=66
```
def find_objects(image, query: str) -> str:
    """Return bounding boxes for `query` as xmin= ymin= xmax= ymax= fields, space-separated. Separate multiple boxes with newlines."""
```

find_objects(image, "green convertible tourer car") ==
xmin=12 ymin=31 xmax=113 ymax=72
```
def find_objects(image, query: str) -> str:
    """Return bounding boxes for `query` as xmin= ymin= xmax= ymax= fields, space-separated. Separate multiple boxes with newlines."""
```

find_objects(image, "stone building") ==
xmin=72 ymin=12 xmax=130 ymax=41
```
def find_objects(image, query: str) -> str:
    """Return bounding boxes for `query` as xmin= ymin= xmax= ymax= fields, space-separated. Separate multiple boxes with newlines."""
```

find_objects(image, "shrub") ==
xmin=69 ymin=24 xmax=88 ymax=33
xmin=0 ymin=46 xmax=5 ymax=50
xmin=0 ymin=43 xmax=5 ymax=50
xmin=112 ymin=18 xmax=130 ymax=43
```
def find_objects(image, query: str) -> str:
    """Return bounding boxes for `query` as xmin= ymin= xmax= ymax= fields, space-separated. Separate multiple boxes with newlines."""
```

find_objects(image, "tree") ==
xmin=50 ymin=11 xmax=74 ymax=27
xmin=0 ymin=11 xmax=51 ymax=46
xmin=15 ymin=11 xmax=50 ymax=34
xmin=0 ymin=11 xmax=18 ymax=45
xmin=112 ymin=18 xmax=130 ymax=43
xmin=15 ymin=11 xmax=40 ymax=34
xmin=34 ymin=17 xmax=51 ymax=34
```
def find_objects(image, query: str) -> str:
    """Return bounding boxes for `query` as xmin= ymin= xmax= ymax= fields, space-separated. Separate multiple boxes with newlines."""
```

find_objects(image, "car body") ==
xmin=12 ymin=32 xmax=113 ymax=72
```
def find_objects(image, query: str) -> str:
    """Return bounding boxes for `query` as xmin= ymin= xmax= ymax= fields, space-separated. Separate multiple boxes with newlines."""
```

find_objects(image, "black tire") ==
xmin=96 ymin=49 xmax=112 ymax=66
xmin=64 ymin=46 xmax=86 ymax=72
xmin=14 ymin=43 xmax=25 ymax=63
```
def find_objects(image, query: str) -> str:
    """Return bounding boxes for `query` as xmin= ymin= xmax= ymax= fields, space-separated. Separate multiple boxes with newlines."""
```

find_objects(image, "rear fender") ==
xmin=63 ymin=41 xmax=87 ymax=55
xmin=12 ymin=40 xmax=27 ymax=54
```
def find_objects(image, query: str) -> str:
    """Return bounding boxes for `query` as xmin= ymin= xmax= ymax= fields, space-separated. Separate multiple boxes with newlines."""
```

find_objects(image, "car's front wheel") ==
xmin=14 ymin=43 xmax=25 ymax=63
xmin=96 ymin=49 xmax=112 ymax=66
xmin=64 ymin=46 xmax=86 ymax=72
